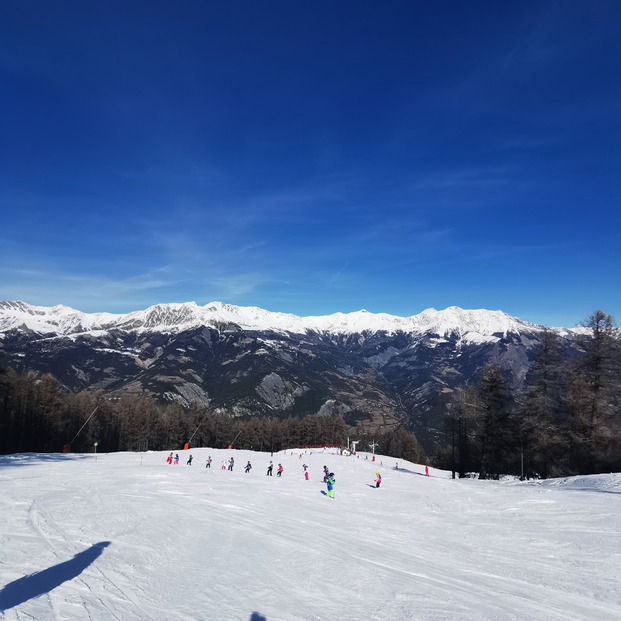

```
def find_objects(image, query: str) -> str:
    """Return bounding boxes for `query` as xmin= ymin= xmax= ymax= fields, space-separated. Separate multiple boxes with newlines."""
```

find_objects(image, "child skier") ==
xmin=187 ymin=454 xmax=193 ymax=466
xmin=174 ymin=454 xmax=179 ymax=465
xmin=375 ymin=472 xmax=381 ymax=488
xmin=326 ymin=473 xmax=335 ymax=498
xmin=303 ymin=464 xmax=308 ymax=480
xmin=277 ymin=464 xmax=283 ymax=477
xmin=245 ymin=461 xmax=252 ymax=473
xmin=206 ymin=456 xmax=212 ymax=468
xmin=266 ymin=461 xmax=273 ymax=476
xmin=228 ymin=457 xmax=234 ymax=471
xmin=167 ymin=453 xmax=173 ymax=465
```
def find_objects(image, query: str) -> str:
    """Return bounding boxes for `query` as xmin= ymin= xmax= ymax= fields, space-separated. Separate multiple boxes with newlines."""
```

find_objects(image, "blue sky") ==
xmin=1 ymin=1 xmax=619 ymax=328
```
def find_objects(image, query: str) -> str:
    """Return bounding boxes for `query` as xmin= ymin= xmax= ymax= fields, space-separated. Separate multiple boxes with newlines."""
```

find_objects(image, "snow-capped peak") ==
xmin=411 ymin=306 xmax=534 ymax=339
xmin=0 ymin=299 xmax=552 ymax=340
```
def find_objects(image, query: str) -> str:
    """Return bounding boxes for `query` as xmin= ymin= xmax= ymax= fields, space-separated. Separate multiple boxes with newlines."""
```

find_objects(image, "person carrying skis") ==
xmin=326 ymin=472 xmax=335 ymax=498
xmin=375 ymin=472 xmax=382 ymax=488
xmin=277 ymin=463 xmax=283 ymax=477
xmin=245 ymin=461 xmax=252 ymax=473
xmin=187 ymin=454 xmax=193 ymax=466
xmin=266 ymin=461 xmax=273 ymax=476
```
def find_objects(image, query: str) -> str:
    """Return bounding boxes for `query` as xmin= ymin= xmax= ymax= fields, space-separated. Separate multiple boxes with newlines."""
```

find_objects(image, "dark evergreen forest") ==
xmin=436 ymin=311 xmax=621 ymax=478
xmin=0 ymin=367 xmax=425 ymax=464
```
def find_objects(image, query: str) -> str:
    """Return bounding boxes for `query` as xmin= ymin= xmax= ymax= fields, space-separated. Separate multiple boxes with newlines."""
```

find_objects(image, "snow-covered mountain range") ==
xmin=0 ymin=301 xmax=581 ymax=450
xmin=0 ymin=300 xmax=576 ymax=340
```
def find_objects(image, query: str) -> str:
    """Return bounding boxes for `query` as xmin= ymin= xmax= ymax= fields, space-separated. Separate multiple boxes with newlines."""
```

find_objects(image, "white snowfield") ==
xmin=0 ymin=449 xmax=619 ymax=621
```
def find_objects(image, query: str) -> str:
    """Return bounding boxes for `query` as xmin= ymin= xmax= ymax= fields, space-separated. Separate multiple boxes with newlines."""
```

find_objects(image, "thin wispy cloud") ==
xmin=0 ymin=1 xmax=618 ymax=325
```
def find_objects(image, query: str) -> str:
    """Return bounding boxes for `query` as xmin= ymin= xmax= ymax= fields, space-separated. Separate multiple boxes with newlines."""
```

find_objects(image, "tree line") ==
xmin=0 ymin=368 xmax=425 ymax=464
xmin=436 ymin=310 xmax=621 ymax=478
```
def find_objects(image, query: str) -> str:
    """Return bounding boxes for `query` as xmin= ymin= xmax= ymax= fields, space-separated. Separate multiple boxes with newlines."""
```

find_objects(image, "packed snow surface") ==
xmin=1 ymin=449 xmax=619 ymax=620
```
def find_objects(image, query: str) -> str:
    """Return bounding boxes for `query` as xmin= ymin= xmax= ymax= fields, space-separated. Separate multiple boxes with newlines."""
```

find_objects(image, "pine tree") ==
xmin=517 ymin=328 xmax=566 ymax=478
xmin=444 ymin=386 xmax=475 ymax=478
xmin=473 ymin=366 xmax=516 ymax=479
xmin=566 ymin=310 xmax=620 ymax=473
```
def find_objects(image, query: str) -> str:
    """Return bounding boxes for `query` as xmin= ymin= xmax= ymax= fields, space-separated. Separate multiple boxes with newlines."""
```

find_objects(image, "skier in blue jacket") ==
xmin=326 ymin=473 xmax=335 ymax=498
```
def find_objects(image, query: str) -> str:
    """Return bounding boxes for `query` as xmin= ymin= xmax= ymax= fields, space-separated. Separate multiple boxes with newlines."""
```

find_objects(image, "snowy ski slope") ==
xmin=1 ymin=448 xmax=619 ymax=620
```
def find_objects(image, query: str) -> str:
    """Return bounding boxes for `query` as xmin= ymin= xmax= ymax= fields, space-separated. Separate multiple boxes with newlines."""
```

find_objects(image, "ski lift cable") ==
xmin=69 ymin=405 xmax=100 ymax=446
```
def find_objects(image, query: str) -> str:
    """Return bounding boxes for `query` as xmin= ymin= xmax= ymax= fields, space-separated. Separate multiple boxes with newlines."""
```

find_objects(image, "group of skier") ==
xmin=166 ymin=452 xmax=193 ymax=466
xmin=166 ymin=445 xmax=434 ymax=493
xmin=165 ymin=453 xmax=401 ymax=498
xmin=166 ymin=453 xmax=339 ymax=496
xmin=265 ymin=461 xmax=285 ymax=476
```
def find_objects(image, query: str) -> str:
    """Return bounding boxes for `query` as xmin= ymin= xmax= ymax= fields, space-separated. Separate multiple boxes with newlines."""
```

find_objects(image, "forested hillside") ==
xmin=436 ymin=311 xmax=621 ymax=477
xmin=0 ymin=370 xmax=425 ymax=465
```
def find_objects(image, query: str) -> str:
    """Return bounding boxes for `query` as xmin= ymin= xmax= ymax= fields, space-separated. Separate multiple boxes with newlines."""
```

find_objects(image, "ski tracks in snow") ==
xmin=2 ymin=451 xmax=620 ymax=620
xmin=1 ymin=471 xmax=154 ymax=620
xmin=25 ymin=496 xmax=143 ymax=620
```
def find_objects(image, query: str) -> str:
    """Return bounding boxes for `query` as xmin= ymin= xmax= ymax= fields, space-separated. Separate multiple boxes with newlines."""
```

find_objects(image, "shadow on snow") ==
xmin=0 ymin=541 xmax=111 ymax=612
xmin=394 ymin=466 xmax=428 ymax=477
xmin=0 ymin=453 xmax=92 ymax=469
